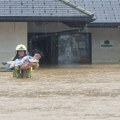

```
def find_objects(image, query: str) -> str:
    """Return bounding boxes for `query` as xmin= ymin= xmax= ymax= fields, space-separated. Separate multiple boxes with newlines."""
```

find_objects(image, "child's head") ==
xmin=33 ymin=53 xmax=41 ymax=60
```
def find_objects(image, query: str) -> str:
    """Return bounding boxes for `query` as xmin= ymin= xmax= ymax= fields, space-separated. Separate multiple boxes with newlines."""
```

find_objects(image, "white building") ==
xmin=0 ymin=0 xmax=120 ymax=66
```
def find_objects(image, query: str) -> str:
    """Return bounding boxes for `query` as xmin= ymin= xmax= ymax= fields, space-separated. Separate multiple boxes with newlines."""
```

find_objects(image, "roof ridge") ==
xmin=59 ymin=0 xmax=94 ymax=17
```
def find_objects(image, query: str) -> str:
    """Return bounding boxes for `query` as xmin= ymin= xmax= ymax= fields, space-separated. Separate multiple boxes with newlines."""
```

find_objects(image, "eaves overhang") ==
xmin=0 ymin=16 xmax=95 ymax=23
xmin=88 ymin=22 xmax=120 ymax=28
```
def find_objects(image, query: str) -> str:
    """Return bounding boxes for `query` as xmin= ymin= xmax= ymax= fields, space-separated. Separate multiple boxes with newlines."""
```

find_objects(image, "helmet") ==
xmin=15 ymin=44 xmax=27 ymax=51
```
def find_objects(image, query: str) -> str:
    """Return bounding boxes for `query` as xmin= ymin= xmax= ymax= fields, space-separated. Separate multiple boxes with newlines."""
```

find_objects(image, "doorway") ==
xmin=28 ymin=33 xmax=58 ymax=65
xmin=28 ymin=32 xmax=91 ymax=65
xmin=58 ymin=33 xmax=92 ymax=64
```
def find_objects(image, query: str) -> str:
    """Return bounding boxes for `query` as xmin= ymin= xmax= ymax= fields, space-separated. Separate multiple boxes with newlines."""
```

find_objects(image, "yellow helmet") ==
xmin=15 ymin=44 xmax=27 ymax=51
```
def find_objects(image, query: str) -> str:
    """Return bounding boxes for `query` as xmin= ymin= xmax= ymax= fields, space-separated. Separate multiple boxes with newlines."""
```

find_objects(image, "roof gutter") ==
xmin=88 ymin=22 xmax=120 ymax=28
xmin=59 ymin=0 xmax=94 ymax=17
xmin=0 ymin=16 xmax=93 ymax=22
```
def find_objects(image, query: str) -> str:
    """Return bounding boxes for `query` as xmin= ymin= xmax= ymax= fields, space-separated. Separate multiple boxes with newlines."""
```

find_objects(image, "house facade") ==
xmin=0 ymin=0 xmax=120 ymax=66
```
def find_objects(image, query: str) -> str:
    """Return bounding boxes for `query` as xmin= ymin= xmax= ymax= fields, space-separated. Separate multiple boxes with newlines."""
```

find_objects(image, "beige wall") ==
xmin=28 ymin=22 xmax=76 ymax=33
xmin=0 ymin=22 xmax=27 ymax=67
xmin=2 ymin=22 xmax=120 ymax=67
xmin=29 ymin=22 xmax=120 ymax=64
xmin=88 ymin=28 xmax=120 ymax=63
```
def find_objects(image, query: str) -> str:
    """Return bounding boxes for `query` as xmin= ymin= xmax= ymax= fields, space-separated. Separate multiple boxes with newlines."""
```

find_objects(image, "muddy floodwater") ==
xmin=0 ymin=64 xmax=120 ymax=120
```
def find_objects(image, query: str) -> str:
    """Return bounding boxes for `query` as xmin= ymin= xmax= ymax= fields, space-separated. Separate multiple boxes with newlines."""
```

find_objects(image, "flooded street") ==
xmin=0 ymin=64 xmax=120 ymax=120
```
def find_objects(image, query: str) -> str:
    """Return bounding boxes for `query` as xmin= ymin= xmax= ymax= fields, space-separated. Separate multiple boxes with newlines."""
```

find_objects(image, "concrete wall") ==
xmin=28 ymin=22 xmax=76 ymax=33
xmin=28 ymin=22 xmax=120 ymax=64
xmin=0 ymin=22 xmax=27 ymax=67
xmin=88 ymin=28 xmax=120 ymax=63
xmin=1 ymin=22 xmax=120 ymax=67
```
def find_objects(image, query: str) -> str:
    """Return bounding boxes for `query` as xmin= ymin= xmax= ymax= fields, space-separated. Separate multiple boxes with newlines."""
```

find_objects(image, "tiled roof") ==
xmin=0 ymin=0 xmax=119 ymax=25
xmin=59 ymin=0 xmax=94 ymax=17
xmin=0 ymin=0 xmax=94 ymax=22
xmin=71 ymin=0 xmax=120 ymax=24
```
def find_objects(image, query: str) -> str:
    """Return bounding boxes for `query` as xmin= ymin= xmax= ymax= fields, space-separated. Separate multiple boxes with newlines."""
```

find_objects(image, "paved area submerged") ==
xmin=0 ymin=64 xmax=120 ymax=120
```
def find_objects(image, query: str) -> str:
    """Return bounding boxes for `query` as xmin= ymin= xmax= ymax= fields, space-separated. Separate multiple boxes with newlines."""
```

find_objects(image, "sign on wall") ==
xmin=100 ymin=40 xmax=114 ymax=48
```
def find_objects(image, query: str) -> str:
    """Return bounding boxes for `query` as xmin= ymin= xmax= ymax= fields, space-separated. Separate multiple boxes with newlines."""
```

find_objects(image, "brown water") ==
xmin=0 ymin=64 xmax=120 ymax=120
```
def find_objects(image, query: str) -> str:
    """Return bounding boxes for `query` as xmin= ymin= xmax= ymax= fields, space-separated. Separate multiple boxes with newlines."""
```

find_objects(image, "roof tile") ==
xmin=6 ymin=1 xmax=120 ymax=25
xmin=0 ymin=0 xmax=90 ymax=17
xmin=72 ymin=0 xmax=120 ymax=23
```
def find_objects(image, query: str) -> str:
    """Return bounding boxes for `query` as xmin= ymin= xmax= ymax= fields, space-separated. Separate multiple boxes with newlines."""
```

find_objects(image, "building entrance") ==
xmin=28 ymin=33 xmax=91 ymax=65
xmin=28 ymin=33 xmax=58 ymax=65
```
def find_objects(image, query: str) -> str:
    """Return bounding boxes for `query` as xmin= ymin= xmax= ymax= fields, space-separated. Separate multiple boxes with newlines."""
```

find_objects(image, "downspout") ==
xmin=59 ymin=0 xmax=94 ymax=17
